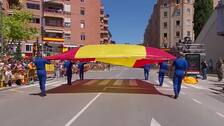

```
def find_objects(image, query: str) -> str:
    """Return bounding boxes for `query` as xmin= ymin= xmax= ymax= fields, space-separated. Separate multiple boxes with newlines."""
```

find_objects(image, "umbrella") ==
xmin=45 ymin=44 xmax=176 ymax=67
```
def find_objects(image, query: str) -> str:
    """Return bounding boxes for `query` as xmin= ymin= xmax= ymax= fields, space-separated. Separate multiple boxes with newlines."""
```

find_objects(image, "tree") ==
xmin=2 ymin=9 xmax=38 ymax=59
xmin=193 ymin=0 xmax=214 ymax=40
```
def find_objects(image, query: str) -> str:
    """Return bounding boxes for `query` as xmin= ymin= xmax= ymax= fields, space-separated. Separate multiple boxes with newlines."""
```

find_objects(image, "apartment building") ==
xmin=2 ymin=0 xmax=111 ymax=57
xmin=144 ymin=0 xmax=218 ymax=49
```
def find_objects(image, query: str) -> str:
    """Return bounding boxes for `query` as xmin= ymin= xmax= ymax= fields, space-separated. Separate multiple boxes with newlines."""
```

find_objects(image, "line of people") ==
xmin=33 ymin=55 xmax=88 ymax=97
xmin=144 ymin=54 xmax=188 ymax=99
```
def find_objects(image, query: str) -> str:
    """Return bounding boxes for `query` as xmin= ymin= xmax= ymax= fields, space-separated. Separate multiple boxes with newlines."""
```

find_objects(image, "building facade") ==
xmin=195 ymin=0 xmax=224 ymax=65
xmin=2 ymin=0 xmax=111 ymax=56
xmin=144 ymin=0 xmax=218 ymax=49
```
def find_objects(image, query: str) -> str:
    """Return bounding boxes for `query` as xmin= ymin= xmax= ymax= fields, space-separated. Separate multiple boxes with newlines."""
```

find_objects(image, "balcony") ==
xmin=43 ymin=31 xmax=64 ymax=43
xmin=43 ymin=1 xmax=70 ymax=18
xmin=43 ymin=37 xmax=65 ymax=42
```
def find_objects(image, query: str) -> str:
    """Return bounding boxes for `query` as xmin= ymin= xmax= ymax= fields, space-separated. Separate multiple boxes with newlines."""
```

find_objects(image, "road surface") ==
xmin=0 ymin=66 xmax=224 ymax=126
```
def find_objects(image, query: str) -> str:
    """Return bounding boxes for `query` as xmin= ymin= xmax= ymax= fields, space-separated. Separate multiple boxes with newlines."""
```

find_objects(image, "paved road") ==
xmin=0 ymin=66 xmax=224 ymax=126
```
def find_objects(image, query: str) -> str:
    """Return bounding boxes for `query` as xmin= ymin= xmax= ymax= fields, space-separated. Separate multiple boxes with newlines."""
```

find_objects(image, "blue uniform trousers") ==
xmin=79 ymin=70 xmax=84 ymax=80
xmin=37 ymin=70 xmax=47 ymax=95
xmin=158 ymin=72 xmax=165 ymax=86
xmin=67 ymin=72 xmax=72 ymax=85
xmin=173 ymin=70 xmax=185 ymax=97
xmin=144 ymin=70 xmax=149 ymax=80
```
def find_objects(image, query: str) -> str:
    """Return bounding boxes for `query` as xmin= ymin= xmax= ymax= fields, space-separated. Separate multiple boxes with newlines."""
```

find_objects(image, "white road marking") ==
xmin=155 ymin=80 xmax=170 ymax=87
xmin=129 ymin=80 xmax=138 ymax=86
xmin=19 ymin=79 xmax=65 ymax=89
xmin=150 ymin=118 xmax=162 ymax=126
xmin=168 ymin=80 xmax=173 ymax=85
xmin=192 ymin=98 xmax=202 ymax=104
xmin=184 ymin=84 xmax=207 ymax=90
xmin=155 ymin=80 xmax=159 ymax=84
xmin=166 ymin=80 xmax=188 ymax=88
xmin=114 ymin=80 xmax=123 ymax=86
xmin=83 ymin=80 xmax=97 ymax=86
xmin=104 ymin=87 xmax=148 ymax=90
xmin=98 ymin=80 xmax=110 ymax=86
xmin=216 ymin=112 xmax=224 ymax=119
xmin=51 ymin=84 xmax=62 ymax=87
xmin=9 ymin=89 xmax=24 ymax=93
xmin=65 ymin=93 xmax=102 ymax=126
xmin=180 ymin=92 xmax=186 ymax=95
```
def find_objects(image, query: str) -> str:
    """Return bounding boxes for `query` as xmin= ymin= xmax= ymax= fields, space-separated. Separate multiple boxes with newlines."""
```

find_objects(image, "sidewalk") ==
xmin=0 ymin=74 xmax=56 ymax=91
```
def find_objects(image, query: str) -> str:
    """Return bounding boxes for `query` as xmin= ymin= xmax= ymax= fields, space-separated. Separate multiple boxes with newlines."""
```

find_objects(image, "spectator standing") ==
xmin=216 ymin=57 xmax=224 ymax=82
xmin=201 ymin=60 xmax=208 ymax=80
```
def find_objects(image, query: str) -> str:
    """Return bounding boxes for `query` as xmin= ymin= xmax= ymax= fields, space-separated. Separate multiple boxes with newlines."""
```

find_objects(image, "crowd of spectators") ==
xmin=0 ymin=55 xmax=110 ymax=88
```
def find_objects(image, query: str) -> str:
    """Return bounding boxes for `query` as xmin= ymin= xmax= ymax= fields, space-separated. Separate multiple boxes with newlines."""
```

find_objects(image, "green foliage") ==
xmin=193 ymin=0 xmax=214 ymax=40
xmin=3 ymin=9 xmax=37 ymax=42
xmin=2 ymin=9 xmax=38 ymax=55
xmin=14 ymin=43 xmax=22 ymax=60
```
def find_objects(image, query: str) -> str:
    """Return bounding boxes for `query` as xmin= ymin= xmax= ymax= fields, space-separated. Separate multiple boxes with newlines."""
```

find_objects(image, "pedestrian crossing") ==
xmin=113 ymin=80 xmax=123 ymax=86
xmin=14 ymin=77 xmax=210 ymax=92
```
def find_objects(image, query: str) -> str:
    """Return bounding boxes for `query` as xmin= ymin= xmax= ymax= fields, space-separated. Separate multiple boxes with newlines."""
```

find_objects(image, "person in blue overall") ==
xmin=77 ymin=61 xmax=86 ymax=80
xmin=64 ymin=60 xmax=74 ymax=85
xmin=144 ymin=64 xmax=151 ymax=80
xmin=158 ymin=61 xmax=168 ymax=86
xmin=33 ymin=56 xmax=50 ymax=97
xmin=173 ymin=55 xmax=188 ymax=99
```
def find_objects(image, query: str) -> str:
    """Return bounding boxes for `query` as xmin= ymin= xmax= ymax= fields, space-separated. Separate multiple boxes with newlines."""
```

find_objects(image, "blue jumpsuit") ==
xmin=64 ymin=61 xmax=73 ymax=85
xmin=173 ymin=57 xmax=188 ymax=98
xmin=78 ymin=63 xmax=86 ymax=80
xmin=144 ymin=64 xmax=151 ymax=80
xmin=33 ymin=57 xmax=50 ymax=96
xmin=158 ymin=62 xmax=168 ymax=86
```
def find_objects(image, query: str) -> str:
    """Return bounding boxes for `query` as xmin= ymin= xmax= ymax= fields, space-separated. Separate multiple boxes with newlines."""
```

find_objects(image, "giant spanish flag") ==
xmin=45 ymin=44 xmax=176 ymax=67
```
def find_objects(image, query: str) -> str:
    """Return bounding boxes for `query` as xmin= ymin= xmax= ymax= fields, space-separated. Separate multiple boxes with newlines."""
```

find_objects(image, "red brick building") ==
xmin=2 ymin=0 xmax=111 ymax=56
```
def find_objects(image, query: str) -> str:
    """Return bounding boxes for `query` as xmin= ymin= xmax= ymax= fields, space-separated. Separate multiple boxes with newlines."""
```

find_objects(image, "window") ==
xmin=64 ymin=22 xmax=71 ymax=27
xmin=176 ymin=31 xmax=181 ymax=38
xmin=187 ymin=31 xmax=191 ymax=36
xmin=175 ymin=9 xmax=181 ymax=16
xmin=80 ymin=0 xmax=85 ymax=2
xmin=187 ymin=0 xmax=191 ymax=3
xmin=80 ymin=20 xmax=85 ymax=28
xmin=27 ymin=3 xmax=40 ymax=10
xmin=80 ymin=7 xmax=85 ymax=16
xmin=187 ymin=19 xmax=191 ymax=26
xmin=164 ymin=3 xmax=168 ymax=7
xmin=176 ymin=20 xmax=180 ymax=26
xmin=64 ymin=33 xmax=71 ymax=40
xmin=26 ymin=45 xmax=32 ymax=51
xmin=176 ymin=0 xmax=180 ymax=4
xmin=164 ymin=33 xmax=168 ymax=38
xmin=32 ymin=17 xmax=40 ymax=24
xmin=164 ymin=12 xmax=168 ymax=17
xmin=81 ymin=33 xmax=86 ymax=40
xmin=187 ymin=8 xmax=191 ymax=14
xmin=164 ymin=22 xmax=168 ymax=28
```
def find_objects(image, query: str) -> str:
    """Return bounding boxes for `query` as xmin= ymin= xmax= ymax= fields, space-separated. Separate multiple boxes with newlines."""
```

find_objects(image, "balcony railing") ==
xmin=43 ymin=37 xmax=64 ymax=42
xmin=45 ymin=23 xmax=63 ymax=27
xmin=44 ymin=9 xmax=71 ymax=15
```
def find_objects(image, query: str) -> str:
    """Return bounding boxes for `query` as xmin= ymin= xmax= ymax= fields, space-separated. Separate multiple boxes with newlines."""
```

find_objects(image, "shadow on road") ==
xmin=46 ymin=79 xmax=173 ymax=98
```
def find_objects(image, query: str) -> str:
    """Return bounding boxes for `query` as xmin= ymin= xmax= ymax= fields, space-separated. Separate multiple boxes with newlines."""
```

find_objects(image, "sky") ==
xmin=102 ymin=0 xmax=157 ymax=44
